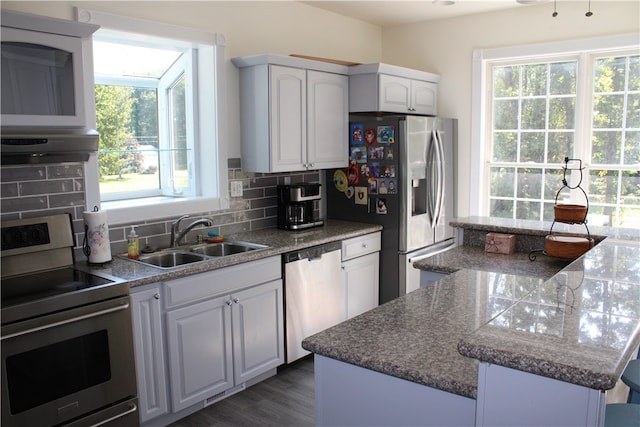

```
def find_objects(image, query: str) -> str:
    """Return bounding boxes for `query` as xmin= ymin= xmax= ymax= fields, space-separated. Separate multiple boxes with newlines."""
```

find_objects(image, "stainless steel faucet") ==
xmin=170 ymin=215 xmax=213 ymax=247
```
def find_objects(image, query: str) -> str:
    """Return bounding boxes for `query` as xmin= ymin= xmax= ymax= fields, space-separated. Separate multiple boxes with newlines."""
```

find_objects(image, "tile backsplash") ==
xmin=1 ymin=158 xmax=320 ymax=261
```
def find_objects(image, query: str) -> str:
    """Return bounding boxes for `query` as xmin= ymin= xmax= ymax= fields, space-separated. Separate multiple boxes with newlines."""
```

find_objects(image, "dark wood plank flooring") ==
xmin=169 ymin=357 xmax=315 ymax=427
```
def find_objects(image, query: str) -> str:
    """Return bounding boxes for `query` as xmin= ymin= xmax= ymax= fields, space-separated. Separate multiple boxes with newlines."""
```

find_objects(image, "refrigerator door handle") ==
xmin=427 ymin=130 xmax=437 ymax=228
xmin=433 ymin=129 xmax=445 ymax=225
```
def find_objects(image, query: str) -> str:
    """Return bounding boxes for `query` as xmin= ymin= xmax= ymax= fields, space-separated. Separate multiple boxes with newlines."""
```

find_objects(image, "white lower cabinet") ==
xmin=341 ymin=232 xmax=381 ymax=318
xmin=130 ymin=256 xmax=284 ymax=424
xmin=130 ymin=284 xmax=169 ymax=424
xmin=166 ymin=293 xmax=233 ymax=412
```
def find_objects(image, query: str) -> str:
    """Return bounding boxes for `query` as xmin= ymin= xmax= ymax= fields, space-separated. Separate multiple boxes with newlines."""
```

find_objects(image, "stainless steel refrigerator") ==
xmin=326 ymin=115 xmax=457 ymax=303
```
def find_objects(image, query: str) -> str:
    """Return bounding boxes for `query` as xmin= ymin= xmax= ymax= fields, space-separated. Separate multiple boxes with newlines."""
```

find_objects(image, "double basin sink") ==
xmin=135 ymin=241 xmax=269 ymax=269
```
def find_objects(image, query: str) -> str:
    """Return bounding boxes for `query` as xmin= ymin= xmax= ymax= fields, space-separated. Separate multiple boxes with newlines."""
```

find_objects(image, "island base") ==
xmin=314 ymin=355 xmax=475 ymax=426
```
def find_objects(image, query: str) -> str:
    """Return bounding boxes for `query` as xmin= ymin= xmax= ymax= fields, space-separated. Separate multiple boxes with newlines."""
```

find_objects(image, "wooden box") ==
xmin=485 ymin=233 xmax=516 ymax=254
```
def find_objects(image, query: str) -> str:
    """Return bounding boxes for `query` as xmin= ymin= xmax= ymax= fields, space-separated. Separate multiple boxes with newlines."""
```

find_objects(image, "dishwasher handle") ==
xmin=283 ymin=241 xmax=341 ymax=263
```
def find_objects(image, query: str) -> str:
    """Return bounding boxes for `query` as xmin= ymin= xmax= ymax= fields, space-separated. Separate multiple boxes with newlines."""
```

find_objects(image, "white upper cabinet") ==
xmin=349 ymin=63 xmax=440 ymax=116
xmin=0 ymin=10 xmax=98 ymax=127
xmin=233 ymin=54 xmax=349 ymax=172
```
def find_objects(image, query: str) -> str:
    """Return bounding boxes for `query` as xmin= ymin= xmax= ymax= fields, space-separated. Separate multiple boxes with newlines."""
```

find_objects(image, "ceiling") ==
xmin=300 ymin=0 xmax=609 ymax=27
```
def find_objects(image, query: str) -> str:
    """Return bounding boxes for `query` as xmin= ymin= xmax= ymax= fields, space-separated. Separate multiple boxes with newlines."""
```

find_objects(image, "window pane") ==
xmin=493 ymin=66 xmax=520 ymax=97
xmin=544 ymin=168 xmax=563 ymax=199
xmin=491 ymin=167 xmax=515 ymax=197
xmin=629 ymin=56 xmax=640 ymax=91
xmin=621 ymin=170 xmax=640 ymax=206
xmin=547 ymin=131 xmax=574 ymax=163
xmin=625 ymin=131 xmax=640 ymax=165
xmin=520 ymin=132 xmax=544 ymax=163
xmin=543 ymin=202 xmax=555 ymax=222
xmin=593 ymin=94 xmax=625 ymax=128
xmin=523 ymin=64 xmax=547 ymax=96
xmin=592 ymin=131 xmax=622 ymax=165
xmin=493 ymin=132 xmax=517 ymax=162
xmin=626 ymin=93 xmax=640 ymax=128
xmin=169 ymin=74 xmax=189 ymax=193
xmin=521 ymin=98 xmax=546 ymax=129
xmin=594 ymin=56 xmax=627 ymax=93
xmin=549 ymin=97 xmax=575 ymax=129
xmin=517 ymin=168 xmax=542 ymax=199
xmin=494 ymin=99 xmax=519 ymax=129
xmin=96 ymin=85 xmax=161 ymax=198
xmin=516 ymin=200 xmax=541 ymax=221
xmin=550 ymin=62 xmax=577 ymax=95
xmin=490 ymin=199 xmax=514 ymax=218
xmin=589 ymin=169 xmax=618 ymax=204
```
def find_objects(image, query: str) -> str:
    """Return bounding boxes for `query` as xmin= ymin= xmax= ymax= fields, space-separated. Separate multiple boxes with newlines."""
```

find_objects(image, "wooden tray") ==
xmin=554 ymin=204 xmax=587 ymax=223
xmin=545 ymin=234 xmax=593 ymax=259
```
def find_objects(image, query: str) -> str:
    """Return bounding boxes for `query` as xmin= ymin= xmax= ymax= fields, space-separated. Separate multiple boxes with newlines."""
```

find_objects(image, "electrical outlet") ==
xmin=230 ymin=180 xmax=243 ymax=197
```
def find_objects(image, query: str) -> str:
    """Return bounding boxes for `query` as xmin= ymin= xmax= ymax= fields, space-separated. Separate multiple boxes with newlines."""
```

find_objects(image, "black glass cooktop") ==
xmin=2 ymin=268 xmax=113 ymax=308
xmin=1 ymin=267 xmax=127 ymax=325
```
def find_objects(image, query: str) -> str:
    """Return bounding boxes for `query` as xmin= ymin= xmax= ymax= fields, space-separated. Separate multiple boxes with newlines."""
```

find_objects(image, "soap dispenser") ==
xmin=127 ymin=226 xmax=140 ymax=259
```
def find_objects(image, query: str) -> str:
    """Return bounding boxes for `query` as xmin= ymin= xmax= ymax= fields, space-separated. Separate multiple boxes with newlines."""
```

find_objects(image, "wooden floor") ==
xmin=169 ymin=357 xmax=315 ymax=427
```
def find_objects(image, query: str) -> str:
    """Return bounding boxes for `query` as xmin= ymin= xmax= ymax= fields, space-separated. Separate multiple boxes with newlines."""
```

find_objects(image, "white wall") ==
xmin=1 ymin=1 xmax=382 ymax=159
xmin=381 ymin=1 xmax=640 ymax=216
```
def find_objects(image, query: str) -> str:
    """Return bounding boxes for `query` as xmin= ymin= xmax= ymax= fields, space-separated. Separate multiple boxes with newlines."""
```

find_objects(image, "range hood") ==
xmin=1 ymin=127 xmax=99 ymax=165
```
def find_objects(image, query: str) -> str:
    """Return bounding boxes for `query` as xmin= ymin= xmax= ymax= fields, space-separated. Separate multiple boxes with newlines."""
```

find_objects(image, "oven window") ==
xmin=6 ymin=330 xmax=111 ymax=414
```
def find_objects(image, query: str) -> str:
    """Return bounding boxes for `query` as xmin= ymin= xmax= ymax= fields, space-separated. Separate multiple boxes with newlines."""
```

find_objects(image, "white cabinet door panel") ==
xmin=232 ymin=280 xmax=284 ymax=384
xmin=166 ymin=296 xmax=233 ymax=412
xmin=343 ymin=252 xmax=380 ymax=318
xmin=130 ymin=285 xmax=169 ymax=424
xmin=270 ymin=65 xmax=306 ymax=171
xmin=307 ymin=70 xmax=348 ymax=169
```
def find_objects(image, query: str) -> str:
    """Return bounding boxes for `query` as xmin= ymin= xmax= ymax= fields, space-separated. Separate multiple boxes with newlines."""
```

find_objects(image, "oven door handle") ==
xmin=90 ymin=402 xmax=138 ymax=427
xmin=1 ymin=302 xmax=130 ymax=340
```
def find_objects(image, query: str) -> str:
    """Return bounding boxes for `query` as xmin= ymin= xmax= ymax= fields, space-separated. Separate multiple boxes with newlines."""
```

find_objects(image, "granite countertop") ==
xmin=414 ymin=245 xmax=571 ymax=279
xmin=77 ymin=220 xmax=382 ymax=288
xmin=303 ymin=217 xmax=640 ymax=399
xmin=303 ymin=269 xmax=545 ymax=399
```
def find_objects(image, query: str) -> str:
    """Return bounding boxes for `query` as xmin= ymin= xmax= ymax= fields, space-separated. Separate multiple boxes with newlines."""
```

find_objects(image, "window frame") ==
xmin=471 ymin=34 xmax=639 ymax=224
xmin=77 ymin=8 xmax=228 ymax=224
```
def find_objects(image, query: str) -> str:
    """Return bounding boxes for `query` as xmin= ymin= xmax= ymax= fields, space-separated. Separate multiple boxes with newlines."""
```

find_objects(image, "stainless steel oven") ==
xmin=1 ymin=214 xmax=138 ymax=427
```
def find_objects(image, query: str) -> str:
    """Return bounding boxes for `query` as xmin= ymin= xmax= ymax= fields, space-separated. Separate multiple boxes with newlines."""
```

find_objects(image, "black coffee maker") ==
xmin=277 ymin=183 xmax=324 ymax=230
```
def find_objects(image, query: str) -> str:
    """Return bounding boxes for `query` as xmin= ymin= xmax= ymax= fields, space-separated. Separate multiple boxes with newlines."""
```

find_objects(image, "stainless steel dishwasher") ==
xmin=284 ymin=241 xmax=343 ymax=363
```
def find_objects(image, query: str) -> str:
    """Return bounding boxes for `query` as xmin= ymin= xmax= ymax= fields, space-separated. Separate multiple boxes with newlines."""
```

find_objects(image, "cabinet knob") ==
xmin=226 ymin=299 xmax=233 ymax=306
xmin=362 ymin=243 xmax=368 ymax=248
xmin=154 ymin=293 xmax=160 ymax=300
xmin=233 ymin=298 xmax=240 ymax=304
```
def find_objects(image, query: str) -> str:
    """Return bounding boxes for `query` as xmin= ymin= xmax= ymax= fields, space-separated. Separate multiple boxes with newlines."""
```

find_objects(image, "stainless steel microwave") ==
xmin=0 ymin=10 xmax=98 ymax=128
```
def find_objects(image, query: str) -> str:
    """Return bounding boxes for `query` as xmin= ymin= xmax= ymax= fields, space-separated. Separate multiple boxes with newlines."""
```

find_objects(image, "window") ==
xmin=78 ymin=9 xmax=228 ymax=223
xmin=472 ymin=35 xmax=640 ymax=229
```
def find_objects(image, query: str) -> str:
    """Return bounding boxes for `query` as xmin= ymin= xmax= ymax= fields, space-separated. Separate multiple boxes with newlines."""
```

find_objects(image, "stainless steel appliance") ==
xmin=283 ymin=241 xmax=342 ymax=363
xmin=326 ymin=115 xmax=457 ymax=303
xmin=1 ymin=214 xmax=139 ymax=427
xmin=277 ymin=183 xmax=324 ymax=230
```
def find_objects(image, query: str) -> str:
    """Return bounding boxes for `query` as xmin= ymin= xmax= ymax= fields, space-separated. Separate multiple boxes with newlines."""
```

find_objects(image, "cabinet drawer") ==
xmin=164 ymin=256 xmax=281 ymax=309
xmin=342 ymin=232 xmax=381 ymax=261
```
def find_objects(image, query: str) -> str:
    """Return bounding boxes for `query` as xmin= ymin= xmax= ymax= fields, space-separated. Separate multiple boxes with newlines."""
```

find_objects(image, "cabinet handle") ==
xmin=226 ymin=299 xmax=233 ymax=306
xmin=154 ymin=293 xmax=160 ymax=300
xmin=362 ymin=243 xmax=368 ymax=248
xmin=233 ymin=298 xmax=239 ymax=304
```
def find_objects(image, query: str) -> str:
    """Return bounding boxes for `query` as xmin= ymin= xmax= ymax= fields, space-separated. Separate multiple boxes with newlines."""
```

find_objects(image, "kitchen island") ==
xmin=302 ymin=217 xmax=640 ymax=426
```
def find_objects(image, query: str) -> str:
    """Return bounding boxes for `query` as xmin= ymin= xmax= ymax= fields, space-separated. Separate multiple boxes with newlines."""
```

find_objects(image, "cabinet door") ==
xmin=342 ymin=252 xmax=380 ymax=319
xmin=307 ymin=70 xmax=349 ymax=170
xmin=378 ymin=74 xmax=411 ymax=113
xmin=130 ymin=285 xmax=169 ymax=424
xmin=269 ymin=65 xmax=307 ymax=172
xmin=232 ymin=280 xmax=285 ymax=384
xmin=1 ymin=27 xmax=87 ymax=127
xmin=411 ymin=80 xmax=438 ymax=116
xmin=166 ymin=295 xmax=233 ymax=412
